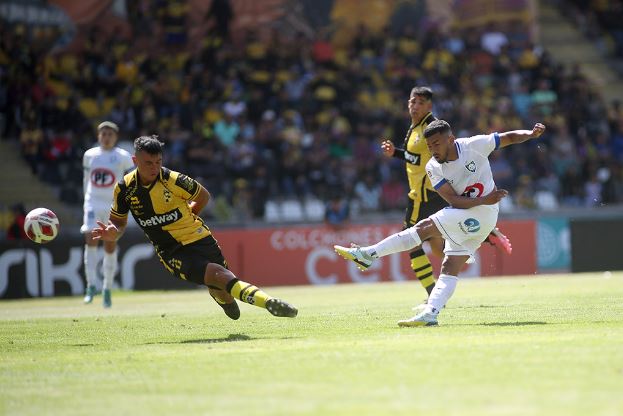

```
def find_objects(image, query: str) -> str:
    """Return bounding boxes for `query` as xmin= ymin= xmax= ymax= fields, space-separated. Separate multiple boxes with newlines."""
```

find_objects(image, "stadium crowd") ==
xmin=1 ymin=3 xmax=623 ymax=228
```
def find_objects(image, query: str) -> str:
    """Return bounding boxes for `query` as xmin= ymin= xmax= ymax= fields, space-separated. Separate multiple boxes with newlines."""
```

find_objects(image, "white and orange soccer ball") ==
xmin=24 ymin=208 xmax=60 ymax=243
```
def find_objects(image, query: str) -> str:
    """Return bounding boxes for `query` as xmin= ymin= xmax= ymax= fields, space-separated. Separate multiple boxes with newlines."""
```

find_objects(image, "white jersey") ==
xmin=83 ymin=146 xmax=134 ymax=206
xmin=426 ymin=133 xmax=500 ymax=201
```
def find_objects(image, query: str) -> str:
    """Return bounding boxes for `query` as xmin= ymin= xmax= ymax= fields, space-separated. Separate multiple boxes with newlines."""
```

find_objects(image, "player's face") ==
xmin=98 ymin=128 xmax=118 ymax=150
xmin=408 ymin=94 xmax=432 ymax=123
xmin=133 ymin=151 xmax=162 ymax=184
xmin=426 ymin=132 xmax=450 ymax=163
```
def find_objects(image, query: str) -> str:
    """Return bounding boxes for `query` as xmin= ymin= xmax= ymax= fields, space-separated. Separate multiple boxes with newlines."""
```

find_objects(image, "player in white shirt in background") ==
xmin=335 ymin=119 xmax=546 ymax=326
xmin=82 ymin=121 xmax=134 ymax=307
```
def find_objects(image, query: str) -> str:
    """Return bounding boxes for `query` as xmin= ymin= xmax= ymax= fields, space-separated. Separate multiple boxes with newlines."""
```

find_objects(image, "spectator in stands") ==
xmin=354 ymin=173 xmax=382 ymax=213
xmin=19 ymin=120 xmax=43 ymax=174
xmin=2 ymin=6 xmax=622 ymax=223
xmin=6 ymin=204 xmax=27 ymax=240
xmin=324 ymin=190 xmax=350 ymax=230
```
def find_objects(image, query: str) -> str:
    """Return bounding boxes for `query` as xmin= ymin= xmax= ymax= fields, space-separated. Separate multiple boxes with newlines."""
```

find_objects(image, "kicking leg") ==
xmin=334 ymin=218 xmax=441 ymax=270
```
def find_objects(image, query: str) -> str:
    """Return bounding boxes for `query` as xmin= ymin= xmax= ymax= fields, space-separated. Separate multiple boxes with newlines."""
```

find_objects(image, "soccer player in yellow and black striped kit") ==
xmin=382 ymin=87 xmax=512 ymax=298
xmin=382 ymin=87 xmax=445 ymax=295
xmin=92 ymin=135 xmax=297 ymax=319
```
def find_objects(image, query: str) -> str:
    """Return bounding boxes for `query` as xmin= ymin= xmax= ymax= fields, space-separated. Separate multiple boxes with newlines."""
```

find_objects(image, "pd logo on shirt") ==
xmin=91 ymin=168 xmax=116 ymax=187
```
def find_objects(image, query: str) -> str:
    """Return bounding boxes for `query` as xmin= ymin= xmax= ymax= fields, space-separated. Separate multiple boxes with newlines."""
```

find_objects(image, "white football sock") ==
xmin=426 ymin=274 xmax=458 ymax=314
xmin=362 ymin=227 xmax=422 ymax=258
xmin=102 ymin=250 xmax=118 ymax=290
xmin=84 ymin=245 xmax=98 ymax=287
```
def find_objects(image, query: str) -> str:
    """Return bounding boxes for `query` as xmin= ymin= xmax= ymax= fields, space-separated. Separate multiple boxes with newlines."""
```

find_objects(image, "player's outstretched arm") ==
xmin=498 ymin=123 xmax=546 ymax=148
xmin=92 ymin=217 xmax=127 ymax=242
xmin=436 ymin=183 xmax=508 ymax=209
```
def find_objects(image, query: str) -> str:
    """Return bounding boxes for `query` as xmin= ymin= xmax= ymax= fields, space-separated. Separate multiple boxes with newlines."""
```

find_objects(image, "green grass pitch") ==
xmin=1 ymin=273 xmax=622 ymax=416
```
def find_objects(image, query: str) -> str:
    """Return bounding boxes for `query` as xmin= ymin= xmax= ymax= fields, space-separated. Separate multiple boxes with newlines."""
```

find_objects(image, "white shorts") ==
xmin=429 ymin=204 xmax=499 ymax=261
xmin=81 ymin=204 xmax=112 ymax=233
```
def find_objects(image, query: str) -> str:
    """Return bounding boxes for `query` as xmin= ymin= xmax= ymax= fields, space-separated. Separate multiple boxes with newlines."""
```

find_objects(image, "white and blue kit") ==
xmin=81 ymin=146 xmax=134 ymax=233
xmin=425 ymin=133 xmax=501 ymax=260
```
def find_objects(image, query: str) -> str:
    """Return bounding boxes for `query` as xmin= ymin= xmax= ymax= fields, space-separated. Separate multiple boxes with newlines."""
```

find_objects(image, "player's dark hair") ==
xmin=410 ymin=86 xmax=433 ymax=101
xmin=423 ymin=119 xmax=452 ymax=139
xmin=134 ymin=135 xmax=165 ymax=155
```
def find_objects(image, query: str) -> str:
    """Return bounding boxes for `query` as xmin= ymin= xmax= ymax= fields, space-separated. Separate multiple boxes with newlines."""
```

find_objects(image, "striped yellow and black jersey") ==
xmin=110 ymin=167 xmax=211 ymax=255
xmin=392 ymin=112 xmax=437 ymax=202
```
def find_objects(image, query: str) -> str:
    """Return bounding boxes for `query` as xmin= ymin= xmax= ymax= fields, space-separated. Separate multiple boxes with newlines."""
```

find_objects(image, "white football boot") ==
xmin=333 ymin=244 xmax=374 ymax=271
xmin=398 ymin=309 xmax=439 ymax=327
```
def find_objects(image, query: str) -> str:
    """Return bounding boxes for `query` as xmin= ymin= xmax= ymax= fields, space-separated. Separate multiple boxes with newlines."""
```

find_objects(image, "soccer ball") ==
xmin=24 ymin=208 xmax=60 ymax=243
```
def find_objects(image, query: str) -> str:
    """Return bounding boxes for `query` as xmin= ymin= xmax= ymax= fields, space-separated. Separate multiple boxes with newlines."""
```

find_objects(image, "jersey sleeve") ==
xmin=426 ymin=161 xmax=447 ymax=190
xmin=168 ymin=170 xmax=201 ymax=200
xmin=110 ymin=183 xmax=129 ymax=219
xmin=463 ymin=133 xmax=500 ymax=157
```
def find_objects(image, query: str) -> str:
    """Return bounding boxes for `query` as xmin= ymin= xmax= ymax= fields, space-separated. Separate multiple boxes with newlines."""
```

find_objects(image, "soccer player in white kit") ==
xmin=82 ymin=121 xmax=134 ymax=307
xmin=335 ymin=119 xmax=546 ymax=326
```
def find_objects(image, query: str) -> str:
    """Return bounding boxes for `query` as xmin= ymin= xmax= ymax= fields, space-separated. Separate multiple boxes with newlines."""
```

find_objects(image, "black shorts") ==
xmin=404 ymin=190 xmax=448 ymax=228
xmin=157 ymin=235 xmax=228 ymax=285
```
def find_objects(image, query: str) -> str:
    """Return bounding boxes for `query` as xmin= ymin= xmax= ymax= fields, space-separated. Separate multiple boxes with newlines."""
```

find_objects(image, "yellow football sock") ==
xmin=410 ymin=249 xmax=436 ymax=295
xmin=226 ymin=279 xmax=271 ymax=308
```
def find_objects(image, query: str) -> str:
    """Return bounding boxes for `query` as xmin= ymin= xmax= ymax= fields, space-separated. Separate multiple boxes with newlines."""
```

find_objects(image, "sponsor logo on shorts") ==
xmin=458 ymin=218 xmax=481 ymax=234
xmin=137 ymin=209 xmax=181 ymax=227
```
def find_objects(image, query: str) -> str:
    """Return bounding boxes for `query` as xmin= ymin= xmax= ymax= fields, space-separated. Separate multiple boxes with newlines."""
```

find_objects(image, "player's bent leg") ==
xmin=207 ymin=285 xmax=240 ymax=320
xmin=205 ymin=263 xmax=298 ymax=318
xmin=486 ymin=227 xmax=513 ymax=254
xmin=428 ymin=236 xmax=445 ymax=259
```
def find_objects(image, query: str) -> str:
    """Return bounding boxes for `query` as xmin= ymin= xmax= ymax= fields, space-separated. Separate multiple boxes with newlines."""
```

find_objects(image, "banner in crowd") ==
xmin=0 ymin=220 xmax=536 ymax=299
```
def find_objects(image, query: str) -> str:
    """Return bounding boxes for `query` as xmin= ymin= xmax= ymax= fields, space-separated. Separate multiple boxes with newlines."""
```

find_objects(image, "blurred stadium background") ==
xmin=1 ymin=0 xmax=623 ymax=298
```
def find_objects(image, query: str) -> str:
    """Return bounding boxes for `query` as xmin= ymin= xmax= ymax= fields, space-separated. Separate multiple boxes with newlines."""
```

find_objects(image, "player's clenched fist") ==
xmin=531 ymin=123 xmax=546 ymax=138
xmin=380 ymin=139 xmax=395 ymax=157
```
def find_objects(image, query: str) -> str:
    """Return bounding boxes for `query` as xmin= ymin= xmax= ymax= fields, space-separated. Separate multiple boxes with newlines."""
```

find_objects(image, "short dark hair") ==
xmin=410 ymin=86 xmax=433 ymax=101
xmin=134 ymin=135 xmax=165 ymax=154
xmin=423 ymin=119 xmax=452 ymax=139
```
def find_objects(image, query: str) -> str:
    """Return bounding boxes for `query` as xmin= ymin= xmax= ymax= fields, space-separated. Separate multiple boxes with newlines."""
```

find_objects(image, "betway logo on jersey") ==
xmin=404 ymin=151 xmax=421 ymax=166
xmin=137 ymin=209 xmax=181 ymax=227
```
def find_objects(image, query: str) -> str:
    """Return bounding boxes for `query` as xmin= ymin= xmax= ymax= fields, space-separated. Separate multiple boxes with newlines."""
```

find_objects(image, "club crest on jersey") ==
xmin=163 ymin=189 xmax=172 ymax=203
xmin=458 ymin=218 xmax=481 ymax=234
xmin=465 ymin=161 xmax=476 ymax=173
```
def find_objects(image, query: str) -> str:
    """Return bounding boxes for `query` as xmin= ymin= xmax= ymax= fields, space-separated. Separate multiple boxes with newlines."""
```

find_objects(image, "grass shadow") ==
xmin=144 ymin=333 xmax=253 ymax=345
xmin=69 ymin=343 xmax=95 ymax=347
xmin=481 ymin=321 xmax=547 ymax=327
